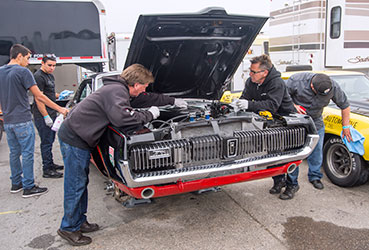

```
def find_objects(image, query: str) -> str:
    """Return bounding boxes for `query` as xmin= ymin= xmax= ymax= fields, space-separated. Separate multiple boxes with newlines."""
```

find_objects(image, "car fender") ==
xmin=323 ymin=106 xmax=369 ymax=161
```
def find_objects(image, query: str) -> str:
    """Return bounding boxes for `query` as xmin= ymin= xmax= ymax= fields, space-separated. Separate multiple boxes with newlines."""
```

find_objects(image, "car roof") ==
xmin=281 ymin=70 xmax=365 ymax=80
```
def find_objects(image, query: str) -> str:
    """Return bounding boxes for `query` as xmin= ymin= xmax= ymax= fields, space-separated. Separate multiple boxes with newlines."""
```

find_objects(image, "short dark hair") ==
xmin=10 ymin=44 xmax=31 ymax=59
xmin=42 ymin=55 xmax=56 ymax=63
xmin=121 ymin=64 xmax=154 ymax=86
xmin=250 ymin=54 xmax=272 ymax=71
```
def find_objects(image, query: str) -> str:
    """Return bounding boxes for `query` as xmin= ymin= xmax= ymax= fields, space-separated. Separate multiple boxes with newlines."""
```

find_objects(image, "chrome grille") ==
xmin=129 ymin=127 xmax=306 ymax=173
xmin=234 ymin=127 xmax=306 ymax=156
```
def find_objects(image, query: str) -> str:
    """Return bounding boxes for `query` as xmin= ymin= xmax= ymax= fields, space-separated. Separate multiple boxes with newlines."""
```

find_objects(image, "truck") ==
xmin=0 ymin=0 xmax=109 ymax=92
xmin=269 ymin=0 xmax=369 ymax=75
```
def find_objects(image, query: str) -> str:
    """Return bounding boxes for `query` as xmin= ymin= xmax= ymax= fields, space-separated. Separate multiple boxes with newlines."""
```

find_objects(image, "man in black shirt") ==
xmin=235 ymin=54 xmax=298 ymax=200
xmin=32 ymin=56 xmax=63 ymax=178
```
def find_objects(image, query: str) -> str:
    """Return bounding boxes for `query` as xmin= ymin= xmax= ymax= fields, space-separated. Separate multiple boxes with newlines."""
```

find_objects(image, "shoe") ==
xmin=10 ymin=183 xmax=23 ymax=193
xmin=269 ymin=180 xmax=286 ymax=194
xmin=279 ymin=185 xmax=300 ymax=200
xmin=53 ymin=163 xmax=64 ymax=171
xmin=22 ymin=185 xmax=48 ymax=198
xmin=80 ymin=221 xmax=100 ymax=233
xmin=310 ymin=180 xmax=324 ymax=190
xmin=57 ymin=229 xmax=92 ymax=246
xmin=43 ymin=169 xmax=63 ymax=178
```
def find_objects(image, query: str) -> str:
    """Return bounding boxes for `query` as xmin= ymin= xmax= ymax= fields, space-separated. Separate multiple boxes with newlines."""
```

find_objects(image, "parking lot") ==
xmin=1 ymin=134 xmax=369 ymax=250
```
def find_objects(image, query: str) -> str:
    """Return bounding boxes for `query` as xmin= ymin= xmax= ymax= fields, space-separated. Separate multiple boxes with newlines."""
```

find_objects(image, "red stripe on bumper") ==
xmin=113 ymin=160 xmax=302 ymax=199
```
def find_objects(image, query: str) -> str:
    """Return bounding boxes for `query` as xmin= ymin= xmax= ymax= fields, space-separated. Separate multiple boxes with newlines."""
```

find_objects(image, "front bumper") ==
xmin=113 ymin=160 xmax=302 ymax=199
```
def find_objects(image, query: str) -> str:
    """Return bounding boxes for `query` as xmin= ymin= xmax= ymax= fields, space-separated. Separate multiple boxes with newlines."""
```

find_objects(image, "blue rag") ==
xmin=341 ymin=126 xmax=365 ymax=155
xmin=58 ymin=90 xmax=74 ymax=100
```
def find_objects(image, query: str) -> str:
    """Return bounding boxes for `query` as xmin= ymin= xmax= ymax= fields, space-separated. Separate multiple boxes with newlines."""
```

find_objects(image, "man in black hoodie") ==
xmin=235 ymin=54 xmax=298 ymax=200
xmin=57 ymin=64 xmax=185 ymax=246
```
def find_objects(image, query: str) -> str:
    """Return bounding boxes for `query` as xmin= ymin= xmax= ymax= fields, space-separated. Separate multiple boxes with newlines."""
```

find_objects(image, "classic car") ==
xmin=68 ymin=8 xmax=319 ymax=201
xmin=280 ymin=71 xmax=369 ymax=187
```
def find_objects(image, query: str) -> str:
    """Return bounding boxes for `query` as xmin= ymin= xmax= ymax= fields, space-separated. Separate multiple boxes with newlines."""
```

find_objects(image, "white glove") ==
xmin=43 ymin=115 xmax=53 ymax=127
xmin=174 ymin=98 xmax=188 ymax=109
xmin=148 ymin=106 xmax=160 ymax=119
xmin=236 ymin=99 xmax=249 ymax=110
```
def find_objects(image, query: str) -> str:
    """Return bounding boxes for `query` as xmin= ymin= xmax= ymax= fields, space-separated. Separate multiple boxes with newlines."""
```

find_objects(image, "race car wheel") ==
xmin=323 ymin=137 xmax=368 ymax=187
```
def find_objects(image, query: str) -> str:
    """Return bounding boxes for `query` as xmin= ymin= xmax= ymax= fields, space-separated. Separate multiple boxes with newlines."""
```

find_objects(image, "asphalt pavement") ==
xmin=1 ymin=132 xmax=369 ymax=250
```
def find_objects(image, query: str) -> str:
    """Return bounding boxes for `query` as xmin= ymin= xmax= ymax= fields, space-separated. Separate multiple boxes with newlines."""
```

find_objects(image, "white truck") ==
xmin=269 ymin=0 xmax=369 ymax=74
xmin=0 ymin=0 xmax=109 ymax=92
xmin=107 ymin=32 xmax=132 ymax=72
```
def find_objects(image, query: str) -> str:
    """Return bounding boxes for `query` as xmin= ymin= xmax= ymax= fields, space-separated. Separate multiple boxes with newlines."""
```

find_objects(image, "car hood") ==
xmin=124 ymin=7 xmax=268 ymax=99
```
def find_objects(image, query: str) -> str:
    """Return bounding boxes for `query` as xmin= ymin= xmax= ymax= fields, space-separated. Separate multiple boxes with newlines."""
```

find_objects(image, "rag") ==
xmin=58 ymin=90 xmax=74 ymax=100
xmin=341 ymin=126 xmax=365 ymax=155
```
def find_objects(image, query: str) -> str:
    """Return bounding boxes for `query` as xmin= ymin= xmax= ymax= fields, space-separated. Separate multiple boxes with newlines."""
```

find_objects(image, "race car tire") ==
xmin=323 ymin=137 xmax=368 ymax=187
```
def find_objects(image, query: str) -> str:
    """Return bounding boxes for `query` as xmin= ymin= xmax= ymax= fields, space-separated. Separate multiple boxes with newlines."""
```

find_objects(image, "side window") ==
xmin=80 ymin=83 xmax=92 ymax=102
xmin=330 ymin=6 xmax=342 ymax=39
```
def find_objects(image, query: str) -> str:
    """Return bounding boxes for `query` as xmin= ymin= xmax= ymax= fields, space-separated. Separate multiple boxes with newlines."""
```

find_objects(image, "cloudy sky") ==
xmin=99 ymin=0 xmax=271 ymax=34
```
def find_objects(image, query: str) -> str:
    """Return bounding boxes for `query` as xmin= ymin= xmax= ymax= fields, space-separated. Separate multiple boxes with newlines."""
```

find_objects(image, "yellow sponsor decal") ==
xmin=324 ymin=115 xmax=358 ymax=128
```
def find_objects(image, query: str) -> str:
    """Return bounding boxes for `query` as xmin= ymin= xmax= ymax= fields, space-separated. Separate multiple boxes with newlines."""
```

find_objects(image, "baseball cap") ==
xmin=312 ymin=74 xmax=332 ymax=95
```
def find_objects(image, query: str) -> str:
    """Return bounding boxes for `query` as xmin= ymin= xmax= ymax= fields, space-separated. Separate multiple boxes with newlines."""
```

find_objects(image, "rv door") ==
xmin=325 ymin=0 xmax=344 ymax=68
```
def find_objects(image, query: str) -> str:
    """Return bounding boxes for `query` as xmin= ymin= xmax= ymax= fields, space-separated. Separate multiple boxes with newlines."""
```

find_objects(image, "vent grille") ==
xmin=129 ymin=127 xmax=306 ymax=173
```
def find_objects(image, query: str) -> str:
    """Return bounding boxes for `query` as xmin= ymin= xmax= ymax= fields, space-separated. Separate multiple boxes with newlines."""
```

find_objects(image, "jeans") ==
xmin=287 ymin=126 xmax=325 ymax=185
xmin=4 ymin=121 xmax=35 ymax=190
xmin=59 ymin=139 xmax=91 ymax=232
xmin=34 ymin=116 xmax=56 ymax=171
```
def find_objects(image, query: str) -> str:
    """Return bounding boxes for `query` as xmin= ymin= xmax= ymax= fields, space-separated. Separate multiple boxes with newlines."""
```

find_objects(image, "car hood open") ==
xmin=124 ymin=7 xmax=268 ymax=100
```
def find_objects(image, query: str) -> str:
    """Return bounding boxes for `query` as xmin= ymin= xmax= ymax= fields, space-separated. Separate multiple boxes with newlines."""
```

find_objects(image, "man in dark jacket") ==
xmin=235 ymin=54 xmax=298 ymax=200
xmin=286 ymin=72 xmax=351 ymax=191
xmin=57 ymin=64 xmax=181 ymax=246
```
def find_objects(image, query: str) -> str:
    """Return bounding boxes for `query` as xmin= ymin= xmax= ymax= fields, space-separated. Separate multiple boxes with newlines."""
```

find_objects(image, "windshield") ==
xmin=330 ymin=75 xmax=369 ymax=101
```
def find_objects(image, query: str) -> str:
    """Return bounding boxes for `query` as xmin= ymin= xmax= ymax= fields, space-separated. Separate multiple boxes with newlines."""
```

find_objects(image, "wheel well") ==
xmin=323 ymin=133 xmax=338 ymax=145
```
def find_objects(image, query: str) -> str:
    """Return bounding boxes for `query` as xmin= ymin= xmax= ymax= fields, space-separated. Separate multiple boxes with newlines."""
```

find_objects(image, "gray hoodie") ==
xmin=59 ymin=75 xmax=156 ymax=149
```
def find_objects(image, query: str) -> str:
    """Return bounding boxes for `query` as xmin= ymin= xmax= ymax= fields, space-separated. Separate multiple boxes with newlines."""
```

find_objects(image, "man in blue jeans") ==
xmin=57 ymin=63 xmax=185 ymax=246
xmin=0 ymin=44 xmax=68 ymax=198
xmin=284 ymin=72 xmax=352 ymax=199
xmin=32 ymin=55 xmax=63 ymax=178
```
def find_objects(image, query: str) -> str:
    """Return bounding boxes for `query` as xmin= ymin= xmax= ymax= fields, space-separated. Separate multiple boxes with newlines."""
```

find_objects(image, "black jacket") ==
xmin=240 ymin=65 xmax=295 ymax=116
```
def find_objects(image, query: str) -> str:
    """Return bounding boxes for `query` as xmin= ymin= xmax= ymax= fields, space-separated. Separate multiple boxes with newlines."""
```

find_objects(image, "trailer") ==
xmin=107 ymin=32 xmax=132 ymax=72
xmin=269 ymin=0 xmax=369 ymax=74
xmin=0 ymin=0 xmax=109 ymax=92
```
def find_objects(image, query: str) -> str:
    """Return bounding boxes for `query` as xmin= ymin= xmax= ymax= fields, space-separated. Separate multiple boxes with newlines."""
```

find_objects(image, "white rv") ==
xmin=269 ymin=0 xmax=369 ymax=74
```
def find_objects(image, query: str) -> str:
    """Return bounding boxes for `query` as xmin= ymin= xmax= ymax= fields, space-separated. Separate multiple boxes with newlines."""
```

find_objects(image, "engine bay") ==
xmin=126 ymin=99 xmax=311 ymax=146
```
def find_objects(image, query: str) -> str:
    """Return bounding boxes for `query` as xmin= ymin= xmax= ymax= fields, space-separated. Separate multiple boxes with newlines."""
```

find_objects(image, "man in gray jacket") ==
xmin=286 ymin=72 xmax=352 ymax=196
xmin=57 ymin=64 xmax=185 ymax=246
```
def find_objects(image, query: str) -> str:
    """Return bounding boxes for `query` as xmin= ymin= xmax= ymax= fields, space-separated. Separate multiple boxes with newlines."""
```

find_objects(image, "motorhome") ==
xmin=0 ymin=0 xmax=109 ymax=92
xmin=269 ymin=0 xmax=369 ymax=74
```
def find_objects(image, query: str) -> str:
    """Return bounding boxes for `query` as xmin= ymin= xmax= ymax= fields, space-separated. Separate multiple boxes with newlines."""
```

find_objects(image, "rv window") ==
xmin=330 ymin=6 xmax=341 ymax=39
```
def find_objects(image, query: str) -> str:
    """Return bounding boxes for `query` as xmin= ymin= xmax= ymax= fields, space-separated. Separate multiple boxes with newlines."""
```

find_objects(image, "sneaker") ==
xmin=279 ymin=185 xmax=300 ymax=200
xmin=53 ymin=163 xmax=64 ymax=171
xmin=43 ymin=169 xmax=63 ymax=178
xmin=10 ymin=183 xmax=23 ymax=193
xmin=22 ymin=185 xmax=48 ymax=198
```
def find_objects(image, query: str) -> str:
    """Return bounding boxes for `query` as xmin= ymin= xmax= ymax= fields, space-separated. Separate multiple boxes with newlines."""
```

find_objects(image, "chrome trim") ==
xmin=121 ymin=134 xmax=319 ymax=188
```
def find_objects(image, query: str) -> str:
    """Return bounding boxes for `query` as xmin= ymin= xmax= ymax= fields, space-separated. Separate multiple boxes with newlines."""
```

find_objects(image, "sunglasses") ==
xmin=249 ymin=69 xmax=265 ymax=74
